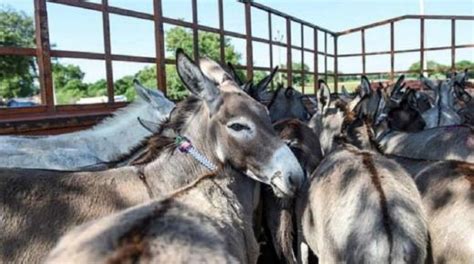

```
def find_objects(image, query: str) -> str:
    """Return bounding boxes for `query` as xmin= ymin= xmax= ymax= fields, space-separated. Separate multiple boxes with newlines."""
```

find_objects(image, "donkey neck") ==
xmin=82 ymin=100 xmax=157 ymax=161
xmin=178 ymin=166 xmax=260 ymax=263
xmin=143 ymin=102 xmax=222 ymax=196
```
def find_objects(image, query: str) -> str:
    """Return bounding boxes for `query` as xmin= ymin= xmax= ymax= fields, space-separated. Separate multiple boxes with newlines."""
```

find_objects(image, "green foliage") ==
xmin=0 ymin=7 xmax=37 ymax=99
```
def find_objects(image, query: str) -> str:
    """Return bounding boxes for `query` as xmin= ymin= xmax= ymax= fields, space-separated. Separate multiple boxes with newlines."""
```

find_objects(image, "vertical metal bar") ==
xmin=34 ymin=0 xmax=54 ymax=110
xmin=286 ymin=18 xmax=292 ymax=86
xmin=153 ymin=0 xmax=166 ymax=93
xmin=314 ymin=28 xmax=318 ymax=94
xmin=324 ymin=32 xmax=327 ymax=82
xmin=218 ymin=0 xmax=225 ymax=63
xmin=420 ymin=18 xmax=425 ymax=75
xmin=192 ymin=0 xmax=199 ymax=61
xmin=268 ymin=12 xmax=273 ymax=89
xmin=451 ymin=18 xmax=456 ymax=71
xmin=361 ymin=29 xmax=366 ymax=75
xmin=301 ymin=23 xmax=305 ymax=93
xmin=244 ymin=1 xmax=253 ymax=79
xmin=390 ymin=22 xmax=395 ymax=81
xmin=334 ymin=35 xmax=338 ymax=93
xmin=102 ymin=0 xmax=114 ymax=104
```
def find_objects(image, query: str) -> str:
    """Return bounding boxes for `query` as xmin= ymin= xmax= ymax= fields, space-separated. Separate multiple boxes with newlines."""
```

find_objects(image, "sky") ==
xmin=3 ymin=0 xmax=474 ymax=83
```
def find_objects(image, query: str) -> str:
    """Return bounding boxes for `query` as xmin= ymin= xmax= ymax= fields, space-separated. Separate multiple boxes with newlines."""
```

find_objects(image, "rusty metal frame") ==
xmin=2 ymin=1 xmax=472 ymax=133
xmin=336 ymin=14 xmax=474 ymax=85
xmin=1 ymin=0 xmax=336 ymax=125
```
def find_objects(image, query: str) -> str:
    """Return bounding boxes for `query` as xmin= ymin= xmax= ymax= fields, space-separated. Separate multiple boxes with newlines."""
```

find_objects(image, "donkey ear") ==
xmin=317 ymin=79 xmax=331 ymax=111
xmin=226 ymin=62 xmax=244 ymax=86
xmin=133 ymin=79 xmax=168 ymax=108
xmin=255 ymin=66 xmax=278 ymax=92
xmin=390 ymin=75 xmax=405 ymax=97
xmin=137 ymin=117 xmax=161 ymax=133
xmin=420 ymin=74 xmax=437 ymax=90
xmin=359 ymin=76 xmax=372 ymax=98
xmin=341 ymin=85 xmax=350 ymax=97
xmin=176 ymin=49 xmax=222 ymax=112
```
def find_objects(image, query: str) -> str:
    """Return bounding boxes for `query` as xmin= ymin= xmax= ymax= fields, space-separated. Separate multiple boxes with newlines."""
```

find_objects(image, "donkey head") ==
xmin=176 ymin=50 xmax=304 ymax=197
xmin=226 ymin=62 xmax=278 ymax=102
xmin=267 ymin=84 xmax=312 ymax=122
xmin=273 ymin=119 xmax=323 ymax=175
xmin=385 ymin=88 xmax=426 ymax=132
xmin=352 ymin=76 xmax=385 ymax=124
xmin=134 ymin=80 xmax=175 ymax=122
xmin=451 ymin=69 xmax=472 ymax=104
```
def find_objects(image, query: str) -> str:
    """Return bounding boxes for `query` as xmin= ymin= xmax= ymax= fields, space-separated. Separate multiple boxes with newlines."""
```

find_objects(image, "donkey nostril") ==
xmin=288 ymin=173 xmax=302 ymax=189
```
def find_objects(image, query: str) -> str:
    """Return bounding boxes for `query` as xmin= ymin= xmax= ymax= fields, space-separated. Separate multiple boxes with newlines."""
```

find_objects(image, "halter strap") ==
xmin=175 ymin=136 xmax=217 ymax=171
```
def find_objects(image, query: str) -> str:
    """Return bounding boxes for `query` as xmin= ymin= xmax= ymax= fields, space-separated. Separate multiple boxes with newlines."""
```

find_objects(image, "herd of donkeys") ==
xmin=0 ymin=49 xmax=473 ymax=263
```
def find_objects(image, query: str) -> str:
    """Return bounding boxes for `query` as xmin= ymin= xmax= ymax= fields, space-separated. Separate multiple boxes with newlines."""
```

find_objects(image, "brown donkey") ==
xmin=0 ymin=50 xmax=304 ymax=264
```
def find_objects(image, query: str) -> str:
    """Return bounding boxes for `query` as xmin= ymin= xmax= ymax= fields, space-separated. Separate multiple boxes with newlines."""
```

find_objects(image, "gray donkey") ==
xmin=0 ymin=50 xmax=304 ymax=263
xmin=0 ymin=82 xmax=175 ymax=170
xmin=227 ymin=63 xmax=311 ymax=122
xmin=296 ymin=76 xmax=429 ymax=263
xmin=414 ymin=160 xmax=474 ymax=264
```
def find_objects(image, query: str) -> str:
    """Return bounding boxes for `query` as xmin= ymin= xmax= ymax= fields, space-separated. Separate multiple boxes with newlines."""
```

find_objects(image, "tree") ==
xmin=0 ymin=7 xmax=37 ymax=99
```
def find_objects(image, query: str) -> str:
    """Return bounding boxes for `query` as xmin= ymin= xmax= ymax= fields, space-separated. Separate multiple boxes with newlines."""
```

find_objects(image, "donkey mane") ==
xmin=131 ymin=96 xmax=203 ymax=165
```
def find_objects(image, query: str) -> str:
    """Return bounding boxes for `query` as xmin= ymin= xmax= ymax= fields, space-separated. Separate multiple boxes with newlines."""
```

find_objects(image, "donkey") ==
xmin=0 ymin=82 xmax=175 ymax=171
xmin=296 ymin=76 xmax=429 ymax=263
xmin=261 ymin=119 xmax=324 ymax=263
xmin=0 ymin=50 xmax=304 ymax=264
xmin=420 ymin=75 xmax=463 ymax=128
xmin=227 ymin=63 xmax=311 ymax=122
xmin=414 ymin=160 xmax=474 ymax=263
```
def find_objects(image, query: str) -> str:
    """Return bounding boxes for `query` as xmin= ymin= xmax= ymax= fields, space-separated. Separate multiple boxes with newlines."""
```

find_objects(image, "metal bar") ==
xmin=334 ymin=36 xmax=338 ymax=93
xmin=244 ymin=1 xmax=253 ymax=79
xmin=338 ymin=69 xmax=434 ymax=76
xmin=314 ymin=28 xmax=318 ymax=93
xmin=451 ymin=18 xmax=456 ymax=71
xmin=102 ymin=0 xmax=114 ymax=104
xmin=35 ymin=0 xmax=54 ymax=110
xmin=218 ymin=0 xmax=225 ymax=63
xmin=336 ymin=15 xmax=474 ymax=36
xmin=153 ymin=0 xmax=166 ymax=93
xmin=361 ymin=29 xmax=366 ymax=75
xmin=337 ymin=44 xmax=474 ymax=57
xmin=268 ymin=11 xmax=274 ymax=89
xmin=324 ymin=32 xmax=328 ymax=82
xmin=0 ymin=47 xmax=36 ymax=56
xmin=390 ymin=22 xmax=394 ymax=80
xmin=240 ymin=0 xmax=337 ymax=36
xmin=420 ymin=18 xmax=425 ymax=75
xmin=301 ymin=23 xmax=305 ymax=93
xmin=286 ymin=17 xmax=292 ymax=86
xmin=192 ymin=0 xmax=199 ymax=61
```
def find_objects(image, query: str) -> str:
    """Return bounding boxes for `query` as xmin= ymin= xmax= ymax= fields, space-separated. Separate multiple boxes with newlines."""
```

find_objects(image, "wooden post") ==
xmin=34 ymin=0 xmax=54 ymax=110
xmin=153 ymin=0 xmax=166 ymax=93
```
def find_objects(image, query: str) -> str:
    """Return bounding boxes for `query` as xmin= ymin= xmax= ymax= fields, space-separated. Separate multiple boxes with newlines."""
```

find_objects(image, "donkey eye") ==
xmin=228 ymin=123 xmax=250 ymax=131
